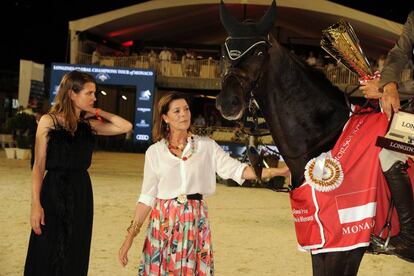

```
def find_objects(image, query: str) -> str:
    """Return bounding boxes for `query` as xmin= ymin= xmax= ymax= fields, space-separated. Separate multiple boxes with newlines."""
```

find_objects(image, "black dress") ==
xmin=24 ymin=115 xmax=95 ymax=276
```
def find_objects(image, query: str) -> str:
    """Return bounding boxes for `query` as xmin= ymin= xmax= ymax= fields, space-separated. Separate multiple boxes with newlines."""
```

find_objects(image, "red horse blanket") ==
xmin=290 ymin=111 xmax=414 ymax=254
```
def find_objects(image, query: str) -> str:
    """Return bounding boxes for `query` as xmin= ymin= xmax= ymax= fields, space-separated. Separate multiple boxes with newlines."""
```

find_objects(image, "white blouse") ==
xmin=137 ymin=135 xmax=248 ymax=207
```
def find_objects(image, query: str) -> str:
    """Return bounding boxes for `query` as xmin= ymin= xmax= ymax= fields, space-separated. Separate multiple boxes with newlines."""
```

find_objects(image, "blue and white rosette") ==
xmin=304 ymin=152 xmax=344 ymax=192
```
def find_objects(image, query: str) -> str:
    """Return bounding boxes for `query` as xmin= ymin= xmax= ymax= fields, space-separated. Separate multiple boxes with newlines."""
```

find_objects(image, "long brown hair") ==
xmin=152 ymin=92 xmax=189 ymax=142
xmin=50 ymin=70 xmax=96 ymax=134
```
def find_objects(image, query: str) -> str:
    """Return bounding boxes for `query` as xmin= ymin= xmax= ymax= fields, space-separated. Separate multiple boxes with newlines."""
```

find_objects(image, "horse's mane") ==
xmin=259 ymin=39 xmax=350 ymax=187
xmin=278 ymin=45 xmax=347 ymax=109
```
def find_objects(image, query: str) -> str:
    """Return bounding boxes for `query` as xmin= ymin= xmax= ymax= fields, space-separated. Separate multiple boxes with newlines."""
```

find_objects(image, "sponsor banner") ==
xmin=50 ymin=63 xmax=155 ymax=142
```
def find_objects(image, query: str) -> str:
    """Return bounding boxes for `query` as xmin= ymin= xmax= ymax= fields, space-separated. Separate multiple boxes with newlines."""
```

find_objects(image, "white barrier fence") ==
xmin=78 ymin=52 xmax=412 ymax=86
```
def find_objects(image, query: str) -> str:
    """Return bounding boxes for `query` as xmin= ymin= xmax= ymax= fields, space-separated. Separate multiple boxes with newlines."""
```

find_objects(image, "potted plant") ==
xmin=6 ymin=112 xmax=36 ymax=160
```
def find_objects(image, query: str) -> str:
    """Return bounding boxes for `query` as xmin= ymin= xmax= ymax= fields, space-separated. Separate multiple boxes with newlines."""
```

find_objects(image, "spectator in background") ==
xmin=187 ymin=51 xmax=196 ymax=76
xmin=306 ymin=51 xmax=317 ymax=67
xmin=181 ymin=52 xmax=189 ymax=77
xmin=159 ymin=47 xmax=172 ymax=76
xmin=148 ymin=49 xmax=157 ymax=70
xmin=91 ymin=48 xmax=101 ymax=65
xmin=193 ymin=113 xmax=206 ymax=126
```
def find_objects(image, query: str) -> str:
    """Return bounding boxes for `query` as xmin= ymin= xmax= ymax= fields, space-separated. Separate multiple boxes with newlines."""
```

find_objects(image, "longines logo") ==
xmin=401 ymin=121 xmax=414 ymax=130
xmin=139 ymin=90 xmax=151 ymax=101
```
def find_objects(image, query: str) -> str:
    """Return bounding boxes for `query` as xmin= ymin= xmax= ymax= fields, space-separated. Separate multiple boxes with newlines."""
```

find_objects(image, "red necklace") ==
xmin=167 ymin=136 xmax=195 ymax=161
xmin=168 ymin=143 xmax=185 ymax=151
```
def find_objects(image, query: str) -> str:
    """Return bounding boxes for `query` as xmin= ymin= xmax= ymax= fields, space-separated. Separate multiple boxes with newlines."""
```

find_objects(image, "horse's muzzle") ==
xmin=217 ymin=74 xmax=246 ymax=120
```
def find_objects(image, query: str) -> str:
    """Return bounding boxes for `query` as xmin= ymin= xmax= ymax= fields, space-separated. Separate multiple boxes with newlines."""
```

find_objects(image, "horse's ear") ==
xmin=257 ymin=0 xmax=276 ymax=36
xmin=219 ymin=0 xmax=242 ymax=36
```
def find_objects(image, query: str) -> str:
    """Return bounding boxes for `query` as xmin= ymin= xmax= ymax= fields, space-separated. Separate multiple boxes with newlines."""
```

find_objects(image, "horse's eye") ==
xmin=257 ymin=51 xmax=263 ymax=56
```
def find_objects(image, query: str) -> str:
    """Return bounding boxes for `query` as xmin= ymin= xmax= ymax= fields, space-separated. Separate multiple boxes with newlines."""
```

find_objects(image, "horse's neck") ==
xmin=256 ymin=47 xmax=348 ymax=187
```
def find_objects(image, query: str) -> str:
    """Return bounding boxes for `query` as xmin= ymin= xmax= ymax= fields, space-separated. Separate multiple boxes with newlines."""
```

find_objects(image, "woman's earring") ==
xmin=166 ymin=123 xmax=170 ymax=132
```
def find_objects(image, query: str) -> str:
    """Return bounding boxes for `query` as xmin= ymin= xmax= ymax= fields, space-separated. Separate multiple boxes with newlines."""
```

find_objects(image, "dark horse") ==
xmin=216 ymin=1 xmax=370 ymax=275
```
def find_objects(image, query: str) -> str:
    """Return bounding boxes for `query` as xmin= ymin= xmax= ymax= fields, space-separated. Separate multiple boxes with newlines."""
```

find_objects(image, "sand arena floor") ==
xmin=0 ymin=150 xmax=412 ymax=275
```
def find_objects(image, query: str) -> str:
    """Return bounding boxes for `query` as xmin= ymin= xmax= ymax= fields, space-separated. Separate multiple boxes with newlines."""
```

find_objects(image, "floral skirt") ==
xmin=138 ymin=198 xmax=214 ymax=276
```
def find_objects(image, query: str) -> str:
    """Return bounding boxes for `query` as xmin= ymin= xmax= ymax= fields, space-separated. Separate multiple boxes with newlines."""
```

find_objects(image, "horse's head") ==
xmin=216 ymin=0 xmax=276 ymax=120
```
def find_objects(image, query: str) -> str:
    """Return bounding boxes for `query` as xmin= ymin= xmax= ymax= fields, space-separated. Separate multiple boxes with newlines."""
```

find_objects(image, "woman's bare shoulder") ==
xmin=38 ymin=114 xmax=55 ymax=129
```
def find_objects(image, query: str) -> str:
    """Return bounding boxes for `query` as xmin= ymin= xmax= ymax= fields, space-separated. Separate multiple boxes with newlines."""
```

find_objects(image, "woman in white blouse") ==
xmin=119 ymin=92 xmax=289 ymax=275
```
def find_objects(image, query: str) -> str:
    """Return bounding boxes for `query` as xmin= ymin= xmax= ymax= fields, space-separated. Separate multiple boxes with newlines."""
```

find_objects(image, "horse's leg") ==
xmin=311 ymin=247 xmax=366 ymax=276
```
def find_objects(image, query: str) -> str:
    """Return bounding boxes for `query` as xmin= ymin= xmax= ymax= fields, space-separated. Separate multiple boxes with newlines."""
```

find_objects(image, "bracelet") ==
xmin=95 ymin=108 xmax=103 ymax=122
xmin=126 ymin=220 xmax=140 ymax=237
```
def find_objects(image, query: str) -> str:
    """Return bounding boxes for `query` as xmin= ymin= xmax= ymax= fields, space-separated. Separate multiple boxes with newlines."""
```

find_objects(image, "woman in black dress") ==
xmin=24 ymin=70 xmax=133 ymax=276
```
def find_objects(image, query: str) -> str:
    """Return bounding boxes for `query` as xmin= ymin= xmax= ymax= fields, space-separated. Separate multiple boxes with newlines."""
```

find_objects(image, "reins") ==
xmin=343 ymin=85 xmax=379 ymax=115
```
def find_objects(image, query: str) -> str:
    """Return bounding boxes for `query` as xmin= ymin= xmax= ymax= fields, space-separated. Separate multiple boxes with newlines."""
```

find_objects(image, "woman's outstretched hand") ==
xmin=119 ymin=237 xmax=133 ymax=267
xmin=271 ymin=166 xmax=290 ymax=177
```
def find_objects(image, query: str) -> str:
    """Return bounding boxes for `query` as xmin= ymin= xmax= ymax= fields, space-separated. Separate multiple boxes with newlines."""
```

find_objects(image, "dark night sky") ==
xmin=2 ymin=0 xmax=147 ymax=71
xmin=1 ymin=0 xmax=412 ymax=73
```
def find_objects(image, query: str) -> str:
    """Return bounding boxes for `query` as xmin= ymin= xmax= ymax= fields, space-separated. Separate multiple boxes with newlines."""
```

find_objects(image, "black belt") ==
xmin=174 ymin=193 xmax=203 ymax=203
xmin=186 ymin=193 xmax=202 ymax=200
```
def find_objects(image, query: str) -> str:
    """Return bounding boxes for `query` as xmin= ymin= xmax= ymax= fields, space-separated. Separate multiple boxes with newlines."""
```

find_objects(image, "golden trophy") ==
xmin=320 ymin=19 xmax=375 ymax=80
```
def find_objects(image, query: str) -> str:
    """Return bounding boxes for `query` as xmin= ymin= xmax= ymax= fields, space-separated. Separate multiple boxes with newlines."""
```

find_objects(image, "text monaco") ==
xmin=342 ymin=220 xmax=375 ymax=235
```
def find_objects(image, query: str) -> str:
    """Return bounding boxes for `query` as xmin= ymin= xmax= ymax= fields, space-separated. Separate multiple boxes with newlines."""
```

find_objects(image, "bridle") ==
xmin=222 ymin=35 xmax=271 ymax=134
xmin=222 ymin=36 xmax=271 ymax=95
xmin=222 ymin=36 xmax=286 ymax=163
xmin=224 ymin=36 xmax=270 ymax=63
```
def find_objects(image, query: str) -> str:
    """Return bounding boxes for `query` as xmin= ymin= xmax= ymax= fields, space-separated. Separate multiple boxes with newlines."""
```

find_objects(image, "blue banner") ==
xmin=50 ymin=63 xmax=155 ymax=143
